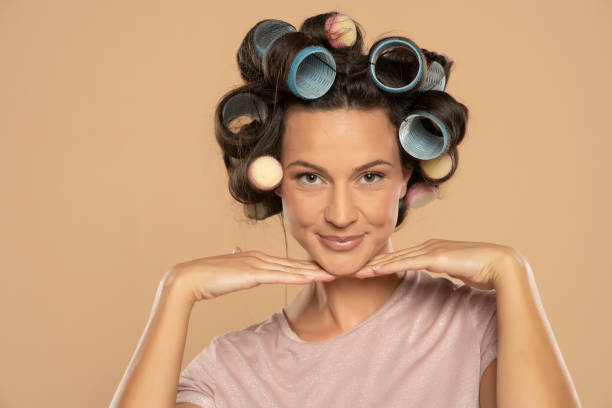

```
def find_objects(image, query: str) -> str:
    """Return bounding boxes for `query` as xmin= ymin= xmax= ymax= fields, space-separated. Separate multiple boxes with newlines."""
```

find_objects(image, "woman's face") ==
xmin=275 ymin=105 xmax=412 ymax=276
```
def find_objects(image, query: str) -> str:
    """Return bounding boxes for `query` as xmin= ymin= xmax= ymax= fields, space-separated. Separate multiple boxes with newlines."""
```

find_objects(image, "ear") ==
xmin=400 ymin=164 xmax=414 ymax=199
xmin=274 ymin=185 xmax=282 ymax=197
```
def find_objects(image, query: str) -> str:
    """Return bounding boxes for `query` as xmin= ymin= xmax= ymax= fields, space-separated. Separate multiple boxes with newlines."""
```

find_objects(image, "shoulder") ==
xmin=413 ymin=269 xmax=496 ymax=304
xmin=409 ymin=269 xmax=497 ymax=322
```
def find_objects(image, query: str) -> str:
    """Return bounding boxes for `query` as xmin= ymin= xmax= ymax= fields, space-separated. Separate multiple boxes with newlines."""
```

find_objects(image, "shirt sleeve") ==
xmin=176 ymin=337 xmax=217 ymax=407
xmin=466 ymin=287 xmax=498 ymax=379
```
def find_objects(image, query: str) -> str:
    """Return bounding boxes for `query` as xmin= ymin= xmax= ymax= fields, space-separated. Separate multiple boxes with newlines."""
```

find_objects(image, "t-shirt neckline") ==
xmin=277 ymin=270 xmax=413 ymax=345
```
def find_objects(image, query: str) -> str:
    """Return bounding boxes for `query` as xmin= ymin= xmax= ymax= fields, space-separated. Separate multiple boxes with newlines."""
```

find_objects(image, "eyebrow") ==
xmin=286 ymin=159 xmax=393 ymax=174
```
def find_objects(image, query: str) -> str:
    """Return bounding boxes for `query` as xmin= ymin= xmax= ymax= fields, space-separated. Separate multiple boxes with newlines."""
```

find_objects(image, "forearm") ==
xmin=494 ymin=255 xmax=581 ymax=408
xmin=110 ymin=269 xmax=195 ymax=408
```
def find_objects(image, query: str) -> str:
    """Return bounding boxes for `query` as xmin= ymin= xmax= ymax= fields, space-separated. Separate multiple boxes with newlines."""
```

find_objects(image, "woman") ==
xmin=110 ymin=11 xmax=580 ymax=408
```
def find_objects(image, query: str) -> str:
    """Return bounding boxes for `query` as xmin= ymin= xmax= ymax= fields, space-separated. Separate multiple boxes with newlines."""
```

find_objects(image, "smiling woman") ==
xmin=177 ymin=11 xmax=501 ymax=408
xmin=108 ymin=9 xmax=581 ymax=408
xmin=108 ymin=9 xmax=510 ymax=408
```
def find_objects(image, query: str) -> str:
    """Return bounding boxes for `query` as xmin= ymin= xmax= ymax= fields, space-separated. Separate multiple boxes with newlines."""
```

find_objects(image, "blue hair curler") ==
xmin=221 ymin=92 xmax=268 ymax=134
xmin=418 ymin=60 xmax=446 ymax=92
xmin=251 ymin=19 xmax=336 ymax=100
xmin=252 ymin=19 xmax=297 ymax=58
xmin=368 ymin=37 xmax=425 ymax=93
xmin=286 ymin=46 xmax=337 ymax=100
xmin=398 ymin=110 xmax=450 ymax=160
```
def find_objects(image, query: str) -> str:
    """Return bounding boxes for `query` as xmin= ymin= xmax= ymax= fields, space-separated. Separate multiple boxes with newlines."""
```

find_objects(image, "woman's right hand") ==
xmin=167 ymin=247 xmax=336 ymax=303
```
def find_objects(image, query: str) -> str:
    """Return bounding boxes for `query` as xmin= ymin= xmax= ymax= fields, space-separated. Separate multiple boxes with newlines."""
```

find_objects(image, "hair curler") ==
xmin=368 ymin=37 xmax=447 ymax=94
xmin=247 ymin=155 xmax=284 ymax=191
xmin=418 ymin=152 xmax=453 ymax=180
xmin=252 ymin=19 xmax=337 ymax=100
xmin=368 ymin=37 xmax=426 ymax=93
xmin=398 ymin=110 xmax=450 ymax=160
xmin=324 ymin=13 xmax=357 ymax=48
xmin=221 ymin=92 xmax=268 ymax=135
xmin=405 ymin=182 xmax=438 ymax=208
xmin=418 ymin=60 xmax=446 ymax=92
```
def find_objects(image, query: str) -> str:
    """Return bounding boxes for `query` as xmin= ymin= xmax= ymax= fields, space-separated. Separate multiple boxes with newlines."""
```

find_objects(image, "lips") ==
xmin=319 ymin=234 xmax=364 ymax=242
xmin=317 ymin=233 xmax=365 ymax=251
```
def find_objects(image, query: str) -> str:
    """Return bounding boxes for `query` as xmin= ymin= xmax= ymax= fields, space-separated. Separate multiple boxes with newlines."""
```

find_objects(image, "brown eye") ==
xmin=297 ymin=172 xmax=321 ymax=185
xmin=360 ymin=172 xmax=384 ymax=184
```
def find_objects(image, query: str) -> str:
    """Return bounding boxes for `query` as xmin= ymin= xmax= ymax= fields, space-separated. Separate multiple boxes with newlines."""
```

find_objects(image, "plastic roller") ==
xmin=221 ymin=92 xmax=268 ymax=134
xmin=398 ymin=110 xmax=450 ymax=160
xmin=251 ymin=19 xmax=337 ymax=100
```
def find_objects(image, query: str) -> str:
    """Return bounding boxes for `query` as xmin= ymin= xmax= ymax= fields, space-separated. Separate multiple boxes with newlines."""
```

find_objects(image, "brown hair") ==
xmin=214 ymin=11 xmax=468 ymax=234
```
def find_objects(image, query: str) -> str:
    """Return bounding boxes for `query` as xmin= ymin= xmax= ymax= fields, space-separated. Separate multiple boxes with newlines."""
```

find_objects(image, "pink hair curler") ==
xmin=324 ymin=13 xmax=357 ymax=48
xmin=405 ymin=182 xmax=438 ymax=208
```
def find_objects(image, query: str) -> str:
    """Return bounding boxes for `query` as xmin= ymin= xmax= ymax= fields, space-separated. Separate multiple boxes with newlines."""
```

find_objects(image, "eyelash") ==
xmin=296 ymin=171 xmax=385 ymax=186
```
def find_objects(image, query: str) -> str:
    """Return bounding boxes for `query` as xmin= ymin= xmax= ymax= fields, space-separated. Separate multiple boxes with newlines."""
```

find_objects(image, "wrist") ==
xmin=493 ymin=250 xmax=529 ymax=291
xmin=161 ymin=266 xmax=196 ymax=309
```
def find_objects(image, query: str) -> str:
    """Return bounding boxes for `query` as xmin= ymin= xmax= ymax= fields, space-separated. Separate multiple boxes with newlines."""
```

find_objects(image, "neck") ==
xmin=287 ymin=238 xmax=407 ymax=337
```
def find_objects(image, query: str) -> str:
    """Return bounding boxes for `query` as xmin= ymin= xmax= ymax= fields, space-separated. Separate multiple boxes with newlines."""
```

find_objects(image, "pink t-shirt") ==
xmin=176 ymin=269 xmax=498 ymax=407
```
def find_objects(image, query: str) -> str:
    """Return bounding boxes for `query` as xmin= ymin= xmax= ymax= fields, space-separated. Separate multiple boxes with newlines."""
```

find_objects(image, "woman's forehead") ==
xmin=282 ymin=106 xmax=398 ymax=159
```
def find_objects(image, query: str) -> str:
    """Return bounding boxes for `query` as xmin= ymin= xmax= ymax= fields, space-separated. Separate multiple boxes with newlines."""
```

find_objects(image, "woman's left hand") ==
xmin=353 ymin=239 xmax=526 ymax=290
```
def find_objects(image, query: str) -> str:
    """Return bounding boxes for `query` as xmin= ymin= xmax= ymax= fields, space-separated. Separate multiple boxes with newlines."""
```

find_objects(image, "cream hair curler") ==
xmin=251 ymin=19 xmax=337 ymax=100
xmin=418 ymin=152 xmax=453 ymax=180
xmin=247 ymin=155 xmax=284 ymax=191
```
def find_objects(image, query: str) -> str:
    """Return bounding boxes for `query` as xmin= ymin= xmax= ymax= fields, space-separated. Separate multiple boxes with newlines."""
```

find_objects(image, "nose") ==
xmin=324 ymin=184 xmax=358 ymax=228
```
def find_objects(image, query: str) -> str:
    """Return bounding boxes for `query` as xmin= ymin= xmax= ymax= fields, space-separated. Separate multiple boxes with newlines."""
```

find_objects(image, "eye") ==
xmin=297 ymin=172 xmax=322 ymax=185
xmin=296 ymin=172 xmax=385 ymax=186
xmin=360 ymin=172 xmax=384 ymax=184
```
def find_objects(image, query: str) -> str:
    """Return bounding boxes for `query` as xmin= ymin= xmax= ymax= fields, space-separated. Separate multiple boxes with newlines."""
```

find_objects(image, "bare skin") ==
xmin=274 ymin=105 xmax=413 ymax=341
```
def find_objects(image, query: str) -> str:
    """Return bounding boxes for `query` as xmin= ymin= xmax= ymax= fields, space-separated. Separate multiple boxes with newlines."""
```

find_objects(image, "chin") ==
xmin=299 ymin=232 xmax=380 ymax=274
xmin=311 ymin=249 xmax=371 ymax=276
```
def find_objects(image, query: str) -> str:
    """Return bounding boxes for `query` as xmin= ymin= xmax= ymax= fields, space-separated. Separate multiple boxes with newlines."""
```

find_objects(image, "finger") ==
xmin=354 ymin=250 xmax=432 ymax=279
xmin=370 ymin=253 xmax=433 ymax=275
xmin=352 ymin=264 xmax=384 ymax=279
xmin=365 ymin=242 xmax=432 ymax=265
xmin=252 ymin=253 xmax=323 ymax=270
xmin=255 ymin=260 xmax=335 ymax=279
xmin=254 ymin=271 xmax=327 ymax=285
xmin=369 ymin=246 xmax=432 ymax=267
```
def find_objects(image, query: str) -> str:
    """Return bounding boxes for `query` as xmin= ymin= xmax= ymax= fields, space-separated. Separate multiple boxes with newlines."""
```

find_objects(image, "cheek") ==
xmin=280 ymin=189 xmax=320 ymax=228
xmin=363 ymin=189 xmax=400 ymax=225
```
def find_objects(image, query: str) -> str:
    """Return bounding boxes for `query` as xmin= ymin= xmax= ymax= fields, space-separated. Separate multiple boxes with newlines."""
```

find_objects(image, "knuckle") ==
xmin=247 ymin=256 xmax=265 ymax=267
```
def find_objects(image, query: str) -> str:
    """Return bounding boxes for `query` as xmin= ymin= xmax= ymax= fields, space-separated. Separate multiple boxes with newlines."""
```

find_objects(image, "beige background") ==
xmin=0 ymin=0 xmax=609 ymax=406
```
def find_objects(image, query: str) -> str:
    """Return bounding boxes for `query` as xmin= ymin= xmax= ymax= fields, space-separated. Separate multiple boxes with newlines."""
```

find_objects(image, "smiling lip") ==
xmin=317 ymin=233 xmax=365 ymax=251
